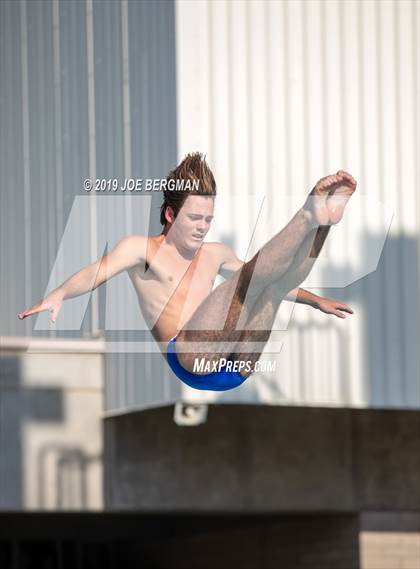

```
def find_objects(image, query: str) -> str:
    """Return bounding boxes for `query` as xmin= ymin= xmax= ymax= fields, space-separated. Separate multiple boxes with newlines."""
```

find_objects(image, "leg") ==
xmin=177 ymin=225 xmax=330 ymax=374
xmin=229 ymin=226 xmax=331 ymax=377
xmin=176 ymin=172 xmax=356 ymax=371
xmin=175 ymin=207 xmax=314 ymax=367
xmin=227 ymin=281 xmax=288 ymax=379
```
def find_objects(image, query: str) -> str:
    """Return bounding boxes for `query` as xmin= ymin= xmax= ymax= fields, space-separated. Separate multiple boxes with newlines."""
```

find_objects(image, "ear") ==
xmin=165 ymin=206 xmax=175 ymax=225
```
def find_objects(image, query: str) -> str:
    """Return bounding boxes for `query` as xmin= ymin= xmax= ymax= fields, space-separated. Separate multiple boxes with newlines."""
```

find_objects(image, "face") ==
xmin=166 ymin=195 xmax=215 ymax=252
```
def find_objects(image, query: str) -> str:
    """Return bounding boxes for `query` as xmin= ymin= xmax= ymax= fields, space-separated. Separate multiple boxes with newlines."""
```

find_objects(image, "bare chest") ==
xmin=128 ymin=245 xmax=220 ymax=321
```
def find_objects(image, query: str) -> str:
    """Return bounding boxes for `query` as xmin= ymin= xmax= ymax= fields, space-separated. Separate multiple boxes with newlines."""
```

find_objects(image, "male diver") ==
xmin=18 ymin=153 xmax=356 ymax=391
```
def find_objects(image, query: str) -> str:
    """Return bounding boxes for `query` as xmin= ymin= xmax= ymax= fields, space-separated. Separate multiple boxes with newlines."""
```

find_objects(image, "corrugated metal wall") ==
xmin=174 ymin=0 xmax=419 ymax=409
xmin=1 ymin=0 xmax=418 ymax=412
xmin=0 ymin=0 xmax=182 ymax=414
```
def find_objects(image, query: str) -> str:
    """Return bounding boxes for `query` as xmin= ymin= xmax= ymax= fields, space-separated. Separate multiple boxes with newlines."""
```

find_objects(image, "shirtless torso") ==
xmin=127 ymin=234 xmax=242 ymax=345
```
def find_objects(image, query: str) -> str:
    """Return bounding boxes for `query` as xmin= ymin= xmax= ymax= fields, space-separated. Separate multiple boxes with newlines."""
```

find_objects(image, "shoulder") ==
xmin=203 ymin=241 xmax=233 ymax=262
xmin=204 ymin=241 xmax=244 ymax=276
xmin=116 ymin=234 xmax=147 ymax=249
xmin=113 ymin=234 xmax=147 ymax=262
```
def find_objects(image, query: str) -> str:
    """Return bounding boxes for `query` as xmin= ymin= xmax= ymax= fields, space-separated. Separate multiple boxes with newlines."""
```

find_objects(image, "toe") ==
xmin=337 ymin=170 xmax=354 ymax=182
xmin=336 ymin=170 xmax=357 ymax=188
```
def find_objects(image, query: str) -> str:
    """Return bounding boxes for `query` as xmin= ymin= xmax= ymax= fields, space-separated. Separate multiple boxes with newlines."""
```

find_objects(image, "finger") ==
xmin=333 ymin=310 xmax=346 ymax=319
xmin=25 ymin=308 xmax=39 ymax=317
xmin=19 ymin=312 xmax=33 ymax=320
xmin=18 ymin=308 xmax=37 ymax=319
xmin=29 ymin=305 xmax=46 ymax=316
xmin=337 ymin=305 xmax=354 ymax=314
xmin=50 ymin=306 xmax=60 ymax=323
xmin=18 ymin=303 xmax=48 ymax=319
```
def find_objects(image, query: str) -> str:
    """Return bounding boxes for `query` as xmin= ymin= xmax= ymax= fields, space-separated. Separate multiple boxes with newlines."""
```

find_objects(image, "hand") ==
xmin=18 ymin=291 xmax=64 ymax=323
xmin=316 ymin=297 xmax=354 ymax=319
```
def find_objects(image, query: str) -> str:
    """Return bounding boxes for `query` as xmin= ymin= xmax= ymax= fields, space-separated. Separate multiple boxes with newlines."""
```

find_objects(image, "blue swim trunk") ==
xmin=166 ymin=336 xmax=247 ymax=391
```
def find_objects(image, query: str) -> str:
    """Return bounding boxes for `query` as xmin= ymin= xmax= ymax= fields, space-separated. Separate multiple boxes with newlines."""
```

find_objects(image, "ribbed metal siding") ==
xmin=174 ymin=0 xmax=419 ymax=409
xmin=1 ymin=0 xmax=91 ymax=339
xmin=0 ymin=0 xmax=181 ymax=413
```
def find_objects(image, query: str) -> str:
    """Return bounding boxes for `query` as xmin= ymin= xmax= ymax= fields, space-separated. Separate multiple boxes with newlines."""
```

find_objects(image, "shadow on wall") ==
xmin=37 ymin=443 xmax=102 ymax=510
xmin=101 ymin=0 xmax=179 ymax=412
xmin=316 ymin=232 xmax=418 ymax=407
xmin=210 ymin=232 xmax=418 ymax=408
xmin=209 ymin=320 xmax=349 ymax=407
xmin=0 ymin=357 xmax=62 ymax=509
xmin=0 ymin=355 xmax=101 ymax=511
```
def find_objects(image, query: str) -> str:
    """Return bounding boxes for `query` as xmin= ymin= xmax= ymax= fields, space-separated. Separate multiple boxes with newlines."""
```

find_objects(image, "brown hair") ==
xmin=160 ymin=152 xmax=217 ymax=226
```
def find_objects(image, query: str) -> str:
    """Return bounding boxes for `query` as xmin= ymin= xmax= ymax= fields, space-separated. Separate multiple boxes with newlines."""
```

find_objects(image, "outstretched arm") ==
xmin=285 ymin=288 xmax=354 ymax=319
xmin=18 ymin=235 xmax=146 ymax=322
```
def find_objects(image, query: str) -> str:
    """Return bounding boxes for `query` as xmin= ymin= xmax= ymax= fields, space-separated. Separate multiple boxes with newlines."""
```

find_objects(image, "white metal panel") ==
xmin=175 ymin=0 xmax=419 ymax=409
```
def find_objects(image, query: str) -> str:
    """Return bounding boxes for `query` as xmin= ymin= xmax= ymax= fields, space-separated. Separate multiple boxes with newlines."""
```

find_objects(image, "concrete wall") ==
xmin=127 ymin=514 xmax=360 ymax=569
xmin=360 ymin=512 xmax=420 ymax=569
xmin=104 ymin=405 xmax=420 ymax=512
xmin=0 ymin=512 xmax=360 ymax=569
xmin=0 ymin=338 xmax=104 ymax=511
xmin=0 ymin=511 xmax=419 ymax=568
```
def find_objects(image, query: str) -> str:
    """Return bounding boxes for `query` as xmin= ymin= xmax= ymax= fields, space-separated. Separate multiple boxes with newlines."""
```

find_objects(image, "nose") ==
xmin=197 ymin=221 xmax=207 ymax=233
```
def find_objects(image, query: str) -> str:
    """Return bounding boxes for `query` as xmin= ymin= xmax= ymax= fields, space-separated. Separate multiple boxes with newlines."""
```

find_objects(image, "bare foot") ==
xmin=304 ymin=170 xmax=357 ymax=226
xmin=326 ymin=170 xmax=357 ymax=224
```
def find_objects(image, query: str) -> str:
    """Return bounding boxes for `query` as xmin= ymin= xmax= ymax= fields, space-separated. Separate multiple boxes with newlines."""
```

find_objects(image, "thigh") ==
xmin=178 ymin=272 xmax=242 ymax=339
